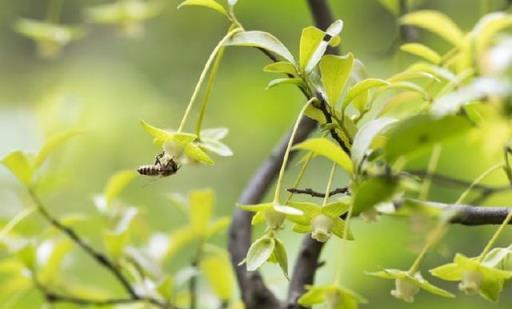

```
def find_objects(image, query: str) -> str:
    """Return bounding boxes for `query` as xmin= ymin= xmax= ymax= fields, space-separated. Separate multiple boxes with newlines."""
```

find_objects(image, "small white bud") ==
xmin=311 ymin=214 xmax=334 ymax=242
xmin=458 ymin=270 xmax=483 ymax=295
xmin=391 ymin=278 xmax=419 ymax=303
xmin=264 ymin=208 xmax=285 ymax=230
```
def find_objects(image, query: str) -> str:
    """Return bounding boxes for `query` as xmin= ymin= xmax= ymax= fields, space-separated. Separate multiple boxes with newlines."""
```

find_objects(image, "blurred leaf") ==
xmin=293 ymin=138 xmax=352 ymax=174
xmin=401 ymin=10 xmax=464 ymax=46
xmin=206 ymin=216 xmax=230 ymax=238
xmin=167 ymin=226 xmax=197 ymax=261
xmin=351 ymin=117 xmax=397 ymax=168
xmin=224 ymin=31 xmax=295 ymax=63
xmin=400 ymin=43 xmax=441 ymax=64
xmin=383 ymin=115 xmax=471 ymax=161
xmin=272 ymin=238 xmax=288 ymax=279
xmin=266 ymin=77 xmax=304 ymax=90
xmin=189 ymin=189 xmax=214 ymax=234
xmin=200 ymin=250 xmax=234 ymax=300
xmin=156 ymin=276 xmax=174 ymax=301
xmin=1 ymin=151 xmax=32 ymax=186
xmin=32 ymin=130 xmax=81 ymax=170
xmin=16 ymin=244 xmax=36 ymax=269
xmin=199 ymin=139 xmax=233 ymax=157
xmin=178 ymin=0 xmax=228 ymax=17
xmin=473 ymin=12 xmax=512 ymax=57
xmin=387 ymin=81 xmax=428 ymax=99
xmin=353 ymin=177 xmax=398 ymax=214
xmin=86 ymin=0 xmax=161 ymax=24
xmin=104 ymin=229 xmax=129 ymax=260
xmin=200 ymin=128 xmax=228 ymax=140
xmin=38 ymin=239 xmax=73 ymax=282
xmin=264 ymin=61 xmax=298 ymax=75
xmin=320 ymin=53 xmax=354 ymax=106
xmin=246 ymin=236 xmax=275 ymax=271
xmin=322 ymin=201 xmax=350 ymax=218
xmin=343 ymin=78 xmax=390 ymax=109
xmin=104 ymin=170 xmax=137 ymax=205
xmin=483 ymin=247 xmax=512 ymax=271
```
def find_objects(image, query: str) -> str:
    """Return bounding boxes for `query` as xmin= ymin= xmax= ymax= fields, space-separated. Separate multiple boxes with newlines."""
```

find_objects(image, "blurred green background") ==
xmin=1 ymin=0 xmax=512 ymax=308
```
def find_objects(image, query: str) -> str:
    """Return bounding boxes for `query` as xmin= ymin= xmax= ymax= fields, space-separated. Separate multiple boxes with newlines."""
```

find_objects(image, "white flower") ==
xmin=264 ymin=208 xmax=285 ymax=230
xmin=311 ymin=214 xmax=334 ymax=242
xmin=391 ymin=278 xmax=419 ymax=303
xmin=459 ymin=270 xmax=484 ymax=295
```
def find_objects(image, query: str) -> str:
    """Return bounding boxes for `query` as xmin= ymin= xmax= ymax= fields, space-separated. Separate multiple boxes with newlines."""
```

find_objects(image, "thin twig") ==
xmin=287 ymin=187 xmax=349 ymax=198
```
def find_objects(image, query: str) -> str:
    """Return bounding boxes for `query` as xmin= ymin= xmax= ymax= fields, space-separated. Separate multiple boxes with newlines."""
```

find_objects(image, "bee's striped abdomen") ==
xmin=137 ymin=165 xmax=161 ymax=176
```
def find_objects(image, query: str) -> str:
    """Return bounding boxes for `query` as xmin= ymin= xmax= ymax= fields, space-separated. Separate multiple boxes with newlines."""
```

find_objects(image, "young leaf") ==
xmin=383 ymin=115 xmax=471 ymax=161
xmin=177 ymin=0 xmax=228 ymax=17
xmin=2 ymin=151 xmax=32 ymax=186
xmin=266 ymin=77 xmax=304 ymax=90
xmin=401 ymin=10 xmax=464 ymax=46
xmin=473 ymin=12 xmax=512 ymax=57
xmin=32 ymin=130 xmax=81 ymax=170
xmin=320 ymin=53 xmax=354 ymax=106
xmin=343 ymin=78 xmax=390 ymax=109
xmin=184 ymin=142 xmax=214 ymax=165
xmin=351 ymin=117 xmax=397 ymax=168
xmin=224 ymin=31 xmax=295 ymax=64
xmin=293 ymin=138 xmax=352 ymax=174
xmin=263 ymin=61 xmax=298 ymax=75
xmin=189 ymin=189 xmax=214 ymax=234
xmin=200 ymin=250 xmax=234 ymax=300
xmin=104 ymin=170 xmax=137 ymax=205
xmin=103 ymin=229 xmax=129 ymax=260
xmin=400 ymin=43 xmax=441 ymax=64
xmin=299 ymin=26 xmax=326 ymax=73
xmin=140 ymin=120 xmax=175 ymax=145
xmin=246 ymin=236 xmax=275 ymax=271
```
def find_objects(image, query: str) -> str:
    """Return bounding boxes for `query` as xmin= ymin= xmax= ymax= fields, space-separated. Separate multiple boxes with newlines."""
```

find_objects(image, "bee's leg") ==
xmin=154 ymin=152 xmax=165 ymax=165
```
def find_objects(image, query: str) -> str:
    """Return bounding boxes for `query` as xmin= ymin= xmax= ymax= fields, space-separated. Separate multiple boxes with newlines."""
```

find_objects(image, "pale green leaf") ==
xmin=103 ymin=230 xmax=129 ymax=260
xmin=199 ymin=139 xmax=233 ymax=157
xmin=38 ymin=239 xmax=73 ymax=282
xmin=140 ymin=120 xmax=175 ymax=144
xmin=300 ymin=20 xmax=344 ymax=73
xmin=33 ymin=130 xmax=81 ymax=170
xmin=189 ymin=189 xmax=214 ymax=234
xmin=473 ymin=12 xmax=512 ymax=57
xmin=322 ymin=201 xmax=350 ymax=218
xmin=156 ymin=276 xmax=174 ymax=300
xmin=104 ymin=170 xmax=137 ymax=205
xmin=292 ymin=224 xmax=312 ymax=233
xmin=200 ymin=251 xmax=234 ymax=300
xmin=320 ymin=53 xmax=354 ymax=106
xmin=263 ymin=61 xmax=298 ymax=75
xmin=383 ymin=115 xmax=471 ymax=161
xmin=200 ymin=127 xmax=228 ymax=140
xmin=238 ymin=202 xmax=273 ymax=212
xmin=273 ymin=203 xmax=303 ymax=216
xmin=206 ymin=216 xmax=230 ymax=238
xmin=400 ymin=43 xmax=441 ymax=64
xmin=343 ymin=78 xmax=390 ymax=109
xmin=298 ymin=286 xmax=328 ymax=305
xmin=1 ymin=151 xmax=32 ymax=186
xmin=401 ymin=10 xmax=464 ymax=46
xmin=246 ymin=236 xmax=275 ymax=271
xmin=266 ymin=77 xmax=303 ymax=90
xmin=224 ymin=31 xmax=295 ymax=63
xmin=293 ymin=138 xmax=352 ymax=174
xmin=413 ymin=273 xmax=455 ymax=298
xmin=178 ymin=0 xmax=228 ymax=17
xmin=351 ymin=117 xmax=397 ymax=168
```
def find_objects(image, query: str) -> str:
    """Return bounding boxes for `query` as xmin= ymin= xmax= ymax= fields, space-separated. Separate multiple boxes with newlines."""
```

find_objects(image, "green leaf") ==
xmin=322 ymin=201 xmax=350 ymax=218
xmin=238 ymin=202 xmax=273 ymax=212
xmin=263 ymin=61 xmax=298 ymax=75
xmin=273 ymin=203 xmax=303 ymax=216
xmin=298 ymin=285 xmax=328 ymax=305
xmin=189 ymin=189 xmax=214 ymax=234
xmin=200 ymin=250 xmax=234 ymax=300
xmin=104 ymin=170 xmax=137 ymax=205
xmin=299 ymin=20 xmax=344 ymax=73
xmin=103 ymin=230 xmax=129 ymax=260
xmin=292 ymin=224 xmax=312 ymax=233
xmin=429 ymin=262 xmax=462 ymax=281
xmin=199 ymin=139 xmax=233 ymax=157
xmin=351 ymin=117 xmax=397 ymax=168
xmin=473 ymin=12 xmax=512 ymax=57
xmin=200 ymin=127 xmax=228 ymax=140
xmin=383 ymin=115 xmax=471 ymax=161
xmin=156 ymin=276 xmax=174 ymax=300
xmin=38 ymin=239 xmax=73 ymax=282
xmin=413 ymin=273 xmax=455 ymax=298
xmin=400 ymin=43 xmax=441 ymax=64
xmin=293 ymin=137 xmax=352 ymax=174
xmin=401 ymin=10 xmax=464 ymax=46
xmin=184 ymin=142 xmax=214 ymax=165
xmin=387 ymin=81 xmax=428 ymax=99
xmin=16 ymin=244 xmax=36 ymax=269
xmin=246 ymin=236 xmax=275 ymax=271
xmin=33 ymin=130 xmax=81 ymax=170
xmin=272 ymin=238 xmax=288 ymax=279
xmin=353 ymin=177 xmax=398 ymax=213
xmin=206 ymin=216 xmax=230 ymax=238
xmin=224 ymin=31 xmax=295 ymax=64
xmin=343 ymin=78 xmax=390 ymax=109
xmin=2 ymin=151 xmax=32 ymax=186
xmin=266 ymin=77 xmax=304 ymax=90
xmin=320 ymin=53 xmax=354 ymax=106
xmin=177 ymin=0 xmax=228 ymax=17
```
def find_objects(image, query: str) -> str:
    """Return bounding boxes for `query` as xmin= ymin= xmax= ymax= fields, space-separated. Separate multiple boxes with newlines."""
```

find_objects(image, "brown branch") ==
xmin=287 ymin=186 xmax=348 ymax=198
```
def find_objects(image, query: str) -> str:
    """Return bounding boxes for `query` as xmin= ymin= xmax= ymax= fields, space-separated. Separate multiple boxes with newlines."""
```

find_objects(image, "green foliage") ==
xmin=299 ymin=284 xmax=367 ymax=309
xmin=178 ymin=0 xmax=228 ymax=17
xmin=320 ymin=54 xmax=354 ymax=106
xmin=293 ymin=138 xmax=352 ymax=174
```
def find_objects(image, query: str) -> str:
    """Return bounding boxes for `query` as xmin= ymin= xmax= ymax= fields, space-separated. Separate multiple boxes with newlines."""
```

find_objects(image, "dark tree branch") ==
xmin=287 ymin=186 xmax=349 ymax=198
xmin=228 ymin=116 xmax=317 ymax=309
xmin=399 ymin=0 xmax=418 ymax=42
xmin=28 ymin=190 xmax=171 ymax=309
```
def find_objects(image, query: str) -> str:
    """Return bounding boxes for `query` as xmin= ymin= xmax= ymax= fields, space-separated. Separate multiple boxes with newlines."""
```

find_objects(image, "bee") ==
xmin=137 ymin=152 xmax=179 ymax=177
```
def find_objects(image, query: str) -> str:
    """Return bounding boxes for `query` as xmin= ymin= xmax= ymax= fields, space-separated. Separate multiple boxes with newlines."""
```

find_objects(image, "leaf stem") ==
xmin=455 ymin=163 xmax=504 ymax=204
xmin=418 ymin=144 xmax=442 ymax=200
xmin=322 ymin=162 xmax=337 ymax=207
xmin=408 ymin=222 xmax=446 ymax=274
xmin=177 ymin=28 xmax=241 ymax=133
xmin=273 ymin=98 xmax=317 ymax=203
xmin=285 ymin=152 xmax=314 ymax=203
xmin=194 ymin=46 xmax=225 ymax=137
xmin=479 ymin=210 xmax=512 ymax=261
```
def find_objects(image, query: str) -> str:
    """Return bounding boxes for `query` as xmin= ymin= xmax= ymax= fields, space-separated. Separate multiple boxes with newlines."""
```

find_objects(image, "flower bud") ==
xmin=311 ymin=214 xmax=334 ymax=242
xmin=325 ymin=290 xmax=342 ymax=309
xmin=164 ymin=140 xmax=185 ymax=159
xmin=458 ymin=270 xmax=483 ymax=295
xmin=391 ymin=278 xmax=419 ymax=303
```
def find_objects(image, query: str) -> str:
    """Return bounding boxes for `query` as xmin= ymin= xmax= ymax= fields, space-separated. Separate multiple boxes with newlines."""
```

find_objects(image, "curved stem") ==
xmin=285 ymin=152 xmax=314 ymax=203
xmin=408 ymin=222 xmax=446 ymax=274
xmin=177 ymin=28 xmax=241 ymax=133
xmin=455 ymin=163 xmax=504 ymax=204
xmin=418 ymin=144 xmax=442 ymax=200
xmin=322 ymin=162 xmax=337 ymax=207
xmin=273 ymin=98 xmax=317 ymax=203
xmin=479 ymin=210 xmax=512 ymax=261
